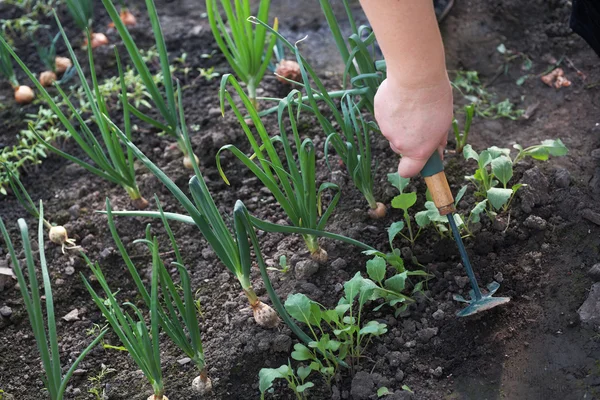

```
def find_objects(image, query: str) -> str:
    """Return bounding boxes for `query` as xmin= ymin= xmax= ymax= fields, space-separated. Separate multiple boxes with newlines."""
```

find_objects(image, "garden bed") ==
xmin=1 ymin=0 xmax=600 ymax=399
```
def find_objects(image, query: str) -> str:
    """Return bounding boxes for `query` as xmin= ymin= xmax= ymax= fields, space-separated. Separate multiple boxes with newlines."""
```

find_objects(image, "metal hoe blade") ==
xmin=447 ymin=215 xmax=510 ymax=317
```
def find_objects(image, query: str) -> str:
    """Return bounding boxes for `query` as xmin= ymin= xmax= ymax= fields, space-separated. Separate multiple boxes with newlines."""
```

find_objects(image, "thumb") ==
xmin=398 ymin=156 xmax=429 ymax=178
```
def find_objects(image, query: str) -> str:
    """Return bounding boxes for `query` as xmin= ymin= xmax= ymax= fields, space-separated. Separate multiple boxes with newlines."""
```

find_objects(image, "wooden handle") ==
xmin=424 ymin=171 xmax=456 ymax=215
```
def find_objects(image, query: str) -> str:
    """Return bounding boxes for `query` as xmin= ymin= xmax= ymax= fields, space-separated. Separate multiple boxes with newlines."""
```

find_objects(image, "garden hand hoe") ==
xmin=420 ymin=152 xmax=510 ymax=317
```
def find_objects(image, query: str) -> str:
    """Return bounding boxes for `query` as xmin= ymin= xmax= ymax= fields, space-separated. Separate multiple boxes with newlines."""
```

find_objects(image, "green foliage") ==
xmin=218 ymin=75 xmax=340 ymax=257
xmin=206 ymin=0 xmax=277 ymax=107
xmin=319 ymin=0 xmax=385 ymax=115
xmin=35 ymin=32 xmax=60 ymax=72
xmin=0 ymin=203 xmax=106 ymax=400
xmin=65 ymin=0 xmax=93 ymax=31
xmin=463 ymin=139 xmax=567 ymax=215
xmin=267 ymin=255 xmax=290 ymax=274
xmin=0 ymin=38 xmax=17 ymax=87
xmin=259 ymin=361 xmax=314 ymax=400
xmin=387 ymin=172 xmax=426 ymax=247
xmin=452 ymin=70 xmax=524 ymax=120
xmin=452 ymin=104 xmax=475 ymax=154
xmin=0 ymin=15 xmax=146 ymax=203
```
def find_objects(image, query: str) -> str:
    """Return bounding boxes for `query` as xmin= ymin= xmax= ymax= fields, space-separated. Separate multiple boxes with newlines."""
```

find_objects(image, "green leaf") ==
xmin=377 ymin=387 xmax=391 ymax=397
xmin=463 ymin=144 xmax=479 ymax=162
xmin=542 ymin=139 xmax=568 ymax=157
xmin=387 ymin=172 xmax=410 ymax=193
xmin=344 ymin=272 xmax=367 ymax=302
xmin=470 ymin=200 xmax=487 ymax=223
xmin=455 ymin=185 xmax=468 ymax=205
xmin=487 ymin=146 xmax=511 ymax=159
xmin=291 ymin=343 xmax=313 ymax=361
xmin=415 ymin=210 xmax=431 ymax=228
xmin=487 ymin=187 xmax=513 ymax=210
xmin=366 ymin=256 xmax=386 ymax=283
xmin=384 ymin=272 xmax=407 ymax=293
xmin=359 ymin=320 xmax=387 ymax=336
xmin=297 ymin=366 xmax=311 ymax=381
xmin=491 ymin=157 xmax=513 ymax=186
xmin=478 ymin=150 xmax=492 ymax=168
xmin=285 ymin=293 xmax=315 ymax=326
xmin=297 ymin=382 xmax=315 ymax=393
xmin=391 ymin=193 xmax=417 ymax=211
xmin=387 ymin=221 xmax=404 ymax=249
xmin=258 ymin=365 xmax=289 ymax=394
xmin=386 ymin=252 xmax=405 ymax=273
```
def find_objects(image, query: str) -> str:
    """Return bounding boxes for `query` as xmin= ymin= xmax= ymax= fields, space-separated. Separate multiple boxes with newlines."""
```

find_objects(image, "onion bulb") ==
xmin=55 ymin=57 xmax=72 ymax=74
xmin=146 ymin=396 xmax=168 ymax=400
xmin=86 ymin=32 xmax=109 ymax=49
xmin=39 ymin=71 xmax=57 ymax=87
xmin=192 ymin=372 xmax=212 ymax=394
xmin=120 ymin=10 xmax=137 ymax=26
xmin=131 ymin=197 xmax=149 ymax=210
xmin=251 ymin=300 xmax=280 ymax=328
xmin=49 ymin=225 xmax=80 ymax=254
xmin=14 ymin=85 xmax=34 ymax=104
xmin=310 ymin=247 xmax=328 ymax=263
xmin=183 ymin=153 xmax=200 ymax=169
xmin=368 ymin=202 xmax=387 ymax=219
xmin=275 ymin=60 xmax=301 ymax=84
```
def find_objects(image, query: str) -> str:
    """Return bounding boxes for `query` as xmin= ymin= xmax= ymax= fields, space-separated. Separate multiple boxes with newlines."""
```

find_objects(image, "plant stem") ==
xmin=243 ymin=286 xmax=260 ymax=306
xmin=364 ymin=191 xmax=378 ymax=210
xmin=247 ymin=79 xmax=257 ymax=109
xmin=303 ymin=234 xmax=320 ymax=255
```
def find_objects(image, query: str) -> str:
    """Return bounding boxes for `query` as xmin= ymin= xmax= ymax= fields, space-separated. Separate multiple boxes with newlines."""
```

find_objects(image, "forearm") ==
xmin=359 ymin=0 xmax=449 ymax=88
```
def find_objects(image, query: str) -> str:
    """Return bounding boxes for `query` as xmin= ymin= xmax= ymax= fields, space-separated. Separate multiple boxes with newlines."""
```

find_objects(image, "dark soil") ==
xmin=1 ymin=0 xmax=600 ymax=399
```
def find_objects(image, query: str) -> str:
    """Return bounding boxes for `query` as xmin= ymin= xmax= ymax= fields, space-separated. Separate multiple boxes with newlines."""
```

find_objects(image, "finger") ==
xmin=438 ymin=138 xmax=448 ymax=160
xmin=398 ymin=156 xmax=429 ymax=178
xmin=389 ymin=142 xmax=402 ymax=155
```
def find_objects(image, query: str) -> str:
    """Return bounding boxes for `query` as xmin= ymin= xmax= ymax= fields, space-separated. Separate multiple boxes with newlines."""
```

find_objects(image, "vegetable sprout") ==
xmin=0 ymin=39 xmax=34 ymax=104
xmin=206 ymin=0 xmax=278 ymax=108
xmin=218 ymin=74 xmax=340 ymax=262
xmin=0 ymin=203 xmax=107 ymax=400
xmin=0 ymin=14 xmax=149 ymax=209
xmin=65 ymin=0 xmax=108 ymax=48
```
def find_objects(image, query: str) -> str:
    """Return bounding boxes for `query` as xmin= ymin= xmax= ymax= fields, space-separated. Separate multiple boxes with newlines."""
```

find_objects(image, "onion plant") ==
xmin=206 ymin=0 xmax=278 ymax=108
xmin=5 ymin=167 xmax=80 ymax=253
xmin=100 ymin=90 xmax=373 ymax=333
xmin=319 ymin=0 xmax=384 ymax=116
xmin=0 ymin=15 xmax=149 ymax=209
xmin=82 ymin=246 xmax=166 ymax=400
xmin=101 ymin=0 xmax=199 ymax=168
xmin=103 ymin=197 xmax=211 ymax=394
xmin=65 ymin=0 xmax=108 ymax=48
xmin=218 ymin=74 xmax=340 ymax=262
xmin=250 ymin=19 xmax=383 ymax=217
xmin=0 ymin=203 xmax=107 ymax=400
xmin=0 ymin=39 xmax=34 ymax=104
xmin=35 ymin=32 xmax=60 ymax=87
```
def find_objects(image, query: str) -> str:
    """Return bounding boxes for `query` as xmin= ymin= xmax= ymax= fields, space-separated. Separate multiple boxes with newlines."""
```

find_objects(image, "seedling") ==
xmin=35 ymin=32 xmax=61 ymax=87
xmin=82 ymin=241 xmax=167 ymax=400
xmin=0 ymin=203 xmax=107 ymax=400
xmin=0 ymin=40 xmax=34 ymax=104
xmin=206 ymin=0 xmax=278 ymax=108
xmin=218 ymin=75 xmax=340 ymax=262
xmin=103 ymin=197 xmax=211 ymax=394
xmin=87 ymin=364 xmax=116 ymax=400
xmin=267 ymin=255 xmax=290 ymax=274
xmin=101 ymin=0 xmax=199 ymax=168
xmin=387 ymin=173 xmax=425 ymax=246
xmin=463 ymin=139 xmax=567 ymax=215
xmin=0 ymin=15 xmax=149 ymax=209
xmin=259 ymin=361 xmax=314 ymax=400
xmin=452 ymin=104 xmax=475 ymax=154
xmin=6 ymin=168 xmax=80 ymax=253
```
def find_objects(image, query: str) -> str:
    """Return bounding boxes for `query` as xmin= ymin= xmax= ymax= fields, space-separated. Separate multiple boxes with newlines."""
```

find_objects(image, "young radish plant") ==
xmin=259 ymin=361 xmax=314 ymax=400
xmin=218 ymin=75 xmax=340 ymax=262
xmin=249 ymin=19 xmax=384 ymax=217
xmin=103 ymin=197 xmax=212 ymax=394
xmin=100 ymin=0 xmax=199 ymax=168
xmin=6 ymin=167 xmax=80 ymax=253
xmin=0 ymin=14 xmax=149 ymax=209
xmin=463 ymin=139 xmax=567 ymax=216
xmin=65 ymin=0 xmax=108 ymax=48
xmin=0 ymin=203 xmax=107 ymax=400
xmin=387 ymin=172 xmax=425 ymax=247
xmin=0 ymin=40 xmax=34 ymax=104
xmin=206 ymin=0 xmax=278 ymax=108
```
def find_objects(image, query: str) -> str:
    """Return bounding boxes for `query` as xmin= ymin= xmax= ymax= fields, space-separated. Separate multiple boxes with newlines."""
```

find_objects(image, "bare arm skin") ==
xmin=359 ymin=0 xmax=453 ymax=177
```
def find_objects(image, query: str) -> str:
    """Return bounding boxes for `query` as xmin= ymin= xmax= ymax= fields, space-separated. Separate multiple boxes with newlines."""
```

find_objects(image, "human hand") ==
xmin=374 ymin=77 xmax=454 ymax=178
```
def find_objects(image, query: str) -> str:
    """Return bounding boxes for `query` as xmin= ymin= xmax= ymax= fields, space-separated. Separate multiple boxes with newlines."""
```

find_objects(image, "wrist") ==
xmin=385 ymin=73 xmax=453 ymax=105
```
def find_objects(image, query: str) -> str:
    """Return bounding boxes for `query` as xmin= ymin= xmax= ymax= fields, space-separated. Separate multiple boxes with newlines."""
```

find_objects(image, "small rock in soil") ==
xmin=330 ymin=257 xmax=347 ymax=270
xmin=81 ymin=234 xmax=95 ymax=247
xmin=295 ymin=259 xmax=319 ymax=279
xmin=588 ymin=264 xmax=600 ymax=281
xmin=578 ymin=283 xmax=600 ymax=328
xmin=65 ymin=266 xmax=75 ymax=276
xmin=99 ymin=247 xmax=113 ymax=259
xmin=0 ymin=305 xmax=12 ymax=317
xmin=73 ymin=369 xmax=87 ymax=376
xmin=350 ymin=371 xmax=375 ymax=400
xmin=416 ymin=327 xmax=438 ymax=343
xmin=432 ymin=309 xmax=445 ymax=320
xmin=430 ymin=366 xmax=444 ymax=377
xmin=494 ymin=272 xmax=504 ymax=283
xmin=177 ymin=357 xmax=192 ymax=365
xmin=272 ymin=334 xmax=291 ymax=353
xmin=62 ymin=309 xmax=79 ymax=322
xmin=395 ymin=370 xmax=405 ymax=382
xmin=582 ymin=209 xmax=600 ymax=226
xmin=454 ymin=275 xmax=470 ymax=289
xmin=554 ymin=168 xmax=571 ymax=188
xmin=523 ymin=215 xmax=547 ymax=230
xmin=68 ymin=204 xmax=80 ymax=219
xmin=404 ymin=340 xmax=416 ymax=348
xmin=386 ymin=351 xmax=402 ymax=367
